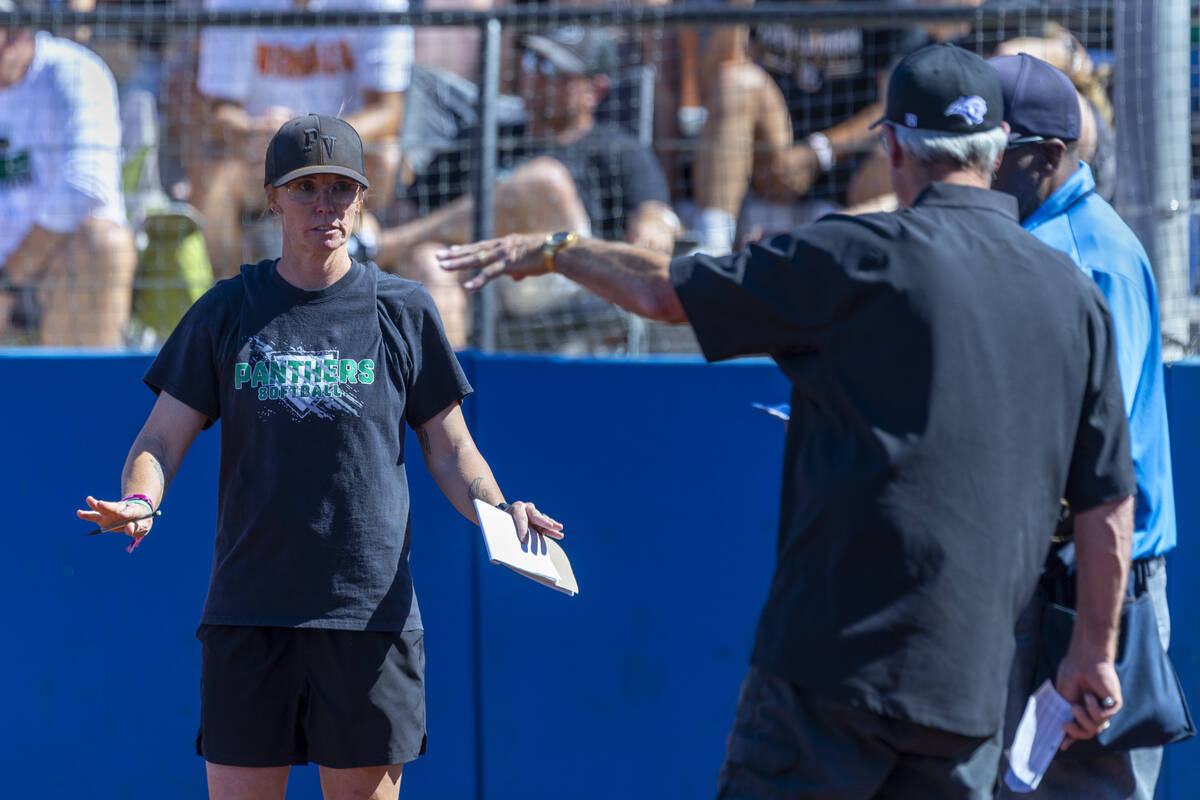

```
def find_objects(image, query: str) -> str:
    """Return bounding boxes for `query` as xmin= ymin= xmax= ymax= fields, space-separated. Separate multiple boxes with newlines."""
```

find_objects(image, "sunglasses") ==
xmin=1006 ymin=135 xmax=1048 ymax=151
xmin=521 ymin=51 xmax=566 ymax=79
xmin=285 ymin=178 xmax=363 ymax=205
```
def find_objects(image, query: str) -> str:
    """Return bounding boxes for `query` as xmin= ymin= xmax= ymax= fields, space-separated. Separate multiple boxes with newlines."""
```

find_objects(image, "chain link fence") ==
xmin=0 ymin=1 xmax=1195 ymax=355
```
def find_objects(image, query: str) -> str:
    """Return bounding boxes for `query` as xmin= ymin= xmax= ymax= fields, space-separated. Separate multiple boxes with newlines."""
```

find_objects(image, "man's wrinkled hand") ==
xmin=1055 ymin=652 xmax=1122 ymax=749
xmin=435 ymin=233 xmax=548 ymax=291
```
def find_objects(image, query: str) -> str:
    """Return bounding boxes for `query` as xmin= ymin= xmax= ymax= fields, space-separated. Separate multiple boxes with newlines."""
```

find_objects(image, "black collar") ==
xmin=912 ymin=182 xmax=1019 ymax=220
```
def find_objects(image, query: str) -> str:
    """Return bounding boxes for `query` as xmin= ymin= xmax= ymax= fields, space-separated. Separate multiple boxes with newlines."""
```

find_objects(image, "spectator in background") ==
xmin=376 ymin=26 xmax=679 ymax=348
xmin=991 ymin=53 xmax=1177 ymax=800
xmin=690 ymin=0 xmax=924 ymax=254
xmin=191 ymin=0 xmax=411 ymax=277
xmin=0 ymin=11 xmax=137 ymax=346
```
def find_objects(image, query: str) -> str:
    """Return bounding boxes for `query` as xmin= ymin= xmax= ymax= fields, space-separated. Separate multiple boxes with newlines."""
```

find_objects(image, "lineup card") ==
xmin=473 ymin=499 xmax=578 ymax=596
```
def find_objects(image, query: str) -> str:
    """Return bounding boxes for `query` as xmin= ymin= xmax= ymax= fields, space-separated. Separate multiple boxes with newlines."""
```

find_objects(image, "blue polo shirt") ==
xmin=1024 ymin=162 xmax=1176 ymax=560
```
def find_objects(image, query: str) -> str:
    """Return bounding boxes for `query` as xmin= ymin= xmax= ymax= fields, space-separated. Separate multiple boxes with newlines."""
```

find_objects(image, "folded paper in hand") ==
xmin=472 ymin=499 xmax=578 ymax=596
xmin=1005 ymin=679 xmax=1075 ymax=793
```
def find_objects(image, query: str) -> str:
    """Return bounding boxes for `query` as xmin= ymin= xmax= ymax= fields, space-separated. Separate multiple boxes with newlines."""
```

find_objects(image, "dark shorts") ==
xmin=717 ymin=666 xmax=1002 ymax=800
xmin=196 ymin=624 xmax=427 ymax=769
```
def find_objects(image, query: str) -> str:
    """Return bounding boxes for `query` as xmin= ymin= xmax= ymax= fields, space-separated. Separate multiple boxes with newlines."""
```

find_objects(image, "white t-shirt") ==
xmin=0 ymin=32 xmax=126 ymax=267
xmin=198 ymin=0 xmax=413 ymax=117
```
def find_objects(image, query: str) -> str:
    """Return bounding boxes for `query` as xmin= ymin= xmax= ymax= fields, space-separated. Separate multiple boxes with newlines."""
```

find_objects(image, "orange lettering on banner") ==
xmin=338 ymin=40 xmax=356 ymax=71
xmin=254 ymin=40 xmax=357 ymax=78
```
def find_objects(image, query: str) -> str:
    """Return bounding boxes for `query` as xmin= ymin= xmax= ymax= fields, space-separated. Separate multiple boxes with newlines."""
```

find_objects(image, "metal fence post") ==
xmin=1114 ymin=0 xmax=1193 ymax=357
xmin=470 ymin=17 xmax=502 ymax=353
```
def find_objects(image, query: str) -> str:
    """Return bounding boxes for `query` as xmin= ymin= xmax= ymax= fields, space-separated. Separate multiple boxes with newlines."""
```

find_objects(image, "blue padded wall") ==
xmin=467 ymin=356 xmax=788 ymax=800
xmin=1160 ymin=360 xmax=1200 ymax=800
xmin=2 ymin=352 xmax=1196 ymax=799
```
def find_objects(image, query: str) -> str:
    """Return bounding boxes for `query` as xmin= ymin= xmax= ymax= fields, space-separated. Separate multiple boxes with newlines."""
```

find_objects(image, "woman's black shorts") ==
xmin=196 ymin=624 xmax=427 ymax=769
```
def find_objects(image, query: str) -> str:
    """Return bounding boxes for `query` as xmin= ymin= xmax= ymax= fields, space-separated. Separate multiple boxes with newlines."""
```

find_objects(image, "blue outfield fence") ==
xmin=1 ymin=352 xmax=1197 ymax=799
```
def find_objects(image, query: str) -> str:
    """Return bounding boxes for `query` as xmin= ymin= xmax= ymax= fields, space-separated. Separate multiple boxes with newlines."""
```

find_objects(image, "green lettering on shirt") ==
xmin=251 ymin=361 xmax=270 ymax=389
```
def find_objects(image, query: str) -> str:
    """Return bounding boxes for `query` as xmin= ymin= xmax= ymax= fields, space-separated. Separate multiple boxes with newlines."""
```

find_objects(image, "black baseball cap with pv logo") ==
xmin=264 ymin=113 xmax=370 ymax=189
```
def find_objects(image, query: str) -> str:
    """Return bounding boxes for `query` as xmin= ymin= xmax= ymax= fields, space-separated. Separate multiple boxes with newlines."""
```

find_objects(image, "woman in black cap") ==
xmin=77 ymin=114 xmax=563 ymax=799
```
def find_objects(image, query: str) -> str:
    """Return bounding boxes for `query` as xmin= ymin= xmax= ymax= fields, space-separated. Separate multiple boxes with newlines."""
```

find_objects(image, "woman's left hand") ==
xmin=504 ymin=500 xmax=564 ymax=544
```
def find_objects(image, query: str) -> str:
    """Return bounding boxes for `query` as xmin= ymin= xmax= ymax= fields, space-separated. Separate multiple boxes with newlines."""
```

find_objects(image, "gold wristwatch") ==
xmin=543 ymin=231 xmax=579 ymax=273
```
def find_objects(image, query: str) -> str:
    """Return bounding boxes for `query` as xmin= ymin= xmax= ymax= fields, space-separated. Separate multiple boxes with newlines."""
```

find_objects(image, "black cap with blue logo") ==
xmin=872 ymin=43 xmax=1004 ymax=133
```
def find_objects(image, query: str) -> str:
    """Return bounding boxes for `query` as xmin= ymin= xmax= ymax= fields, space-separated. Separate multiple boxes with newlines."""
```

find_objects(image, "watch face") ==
xmin=549 ymin=231 xmax=570 ymax=246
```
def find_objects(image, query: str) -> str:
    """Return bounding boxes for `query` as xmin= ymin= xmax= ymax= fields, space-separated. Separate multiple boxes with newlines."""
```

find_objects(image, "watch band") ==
xmin=543 ymin=231 xmax=579 ymax=273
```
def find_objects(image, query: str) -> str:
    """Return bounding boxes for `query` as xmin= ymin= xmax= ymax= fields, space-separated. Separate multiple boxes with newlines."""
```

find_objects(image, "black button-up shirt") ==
xmin=670 ymin=182 xmax=1134 ymax=737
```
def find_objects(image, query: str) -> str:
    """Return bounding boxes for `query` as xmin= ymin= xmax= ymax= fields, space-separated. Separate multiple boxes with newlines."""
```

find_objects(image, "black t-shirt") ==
xmin=751 ymin=22 xmax=920 ymax=135
xmin=670 ymin=183 xmax=1135 ymax=737
xmin=750 ymin=7 xmax=927 ymax=202
xmin=543 ymin=122 xmax=671 ymax=241
xmin=144 ymin=259 xmax=472 ymax=632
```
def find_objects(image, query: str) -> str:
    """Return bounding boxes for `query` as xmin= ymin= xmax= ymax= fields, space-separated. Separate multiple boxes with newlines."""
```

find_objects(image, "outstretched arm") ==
xmin=416 ymin=400 xmax=563 ymax=544
xmin=435 ymin=233 xmax=688 ymax=324
xmin=76 ymin=390 xmax=207 ymax=549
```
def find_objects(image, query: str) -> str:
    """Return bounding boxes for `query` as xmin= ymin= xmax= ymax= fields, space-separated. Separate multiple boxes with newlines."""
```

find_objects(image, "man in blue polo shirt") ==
xmin=991 ymin=53 xmax=1177 ymax=800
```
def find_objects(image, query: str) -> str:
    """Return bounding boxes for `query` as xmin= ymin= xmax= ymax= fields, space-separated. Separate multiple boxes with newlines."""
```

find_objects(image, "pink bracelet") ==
xmin=122 ymin=494 xmax=154 ymax=511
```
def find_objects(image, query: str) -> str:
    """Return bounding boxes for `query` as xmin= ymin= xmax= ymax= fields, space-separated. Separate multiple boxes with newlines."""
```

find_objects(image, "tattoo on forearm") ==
xmin=417 ymin=428 xmax=432 ymax=455
xmin=123 ymin=432 xmax=172 ymax=499
xmin=151 ymin=456 xmax=167 ymax=494
xmin=468 ymin=477 xmax=490 ymax=503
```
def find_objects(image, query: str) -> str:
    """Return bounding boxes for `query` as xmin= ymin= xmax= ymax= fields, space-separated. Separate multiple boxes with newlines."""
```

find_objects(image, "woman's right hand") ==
xmin=503 ymin=500 xmax=564 ymax=545
xmin=76 ymin=496 xmax=156 ymax=552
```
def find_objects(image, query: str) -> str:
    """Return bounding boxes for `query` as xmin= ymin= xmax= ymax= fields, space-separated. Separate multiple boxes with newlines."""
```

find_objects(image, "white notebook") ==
xmin=472 ymin=499 xmax=578 ymax=596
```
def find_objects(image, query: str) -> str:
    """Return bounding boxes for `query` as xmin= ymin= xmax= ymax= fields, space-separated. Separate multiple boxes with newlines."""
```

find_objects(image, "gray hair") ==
xmin=891 ymin=125 xmax=1008 ymax=177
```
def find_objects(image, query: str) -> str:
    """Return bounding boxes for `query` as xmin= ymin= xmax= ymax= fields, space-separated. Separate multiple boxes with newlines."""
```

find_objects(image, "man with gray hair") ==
xmin=438 ymin=43 xmax=1134 ymax=798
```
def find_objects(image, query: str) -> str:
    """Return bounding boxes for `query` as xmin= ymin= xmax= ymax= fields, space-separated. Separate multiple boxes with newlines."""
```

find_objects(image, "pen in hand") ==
xmin=85 ymin=509 xmax=162 ymax=536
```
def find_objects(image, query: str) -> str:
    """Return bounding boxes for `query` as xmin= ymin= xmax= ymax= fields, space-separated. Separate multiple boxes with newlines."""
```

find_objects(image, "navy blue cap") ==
xmin=873 ymin=43 xmax=1004 ymax=133
xmin=988 ymin=53 xmax=1081 ymax=143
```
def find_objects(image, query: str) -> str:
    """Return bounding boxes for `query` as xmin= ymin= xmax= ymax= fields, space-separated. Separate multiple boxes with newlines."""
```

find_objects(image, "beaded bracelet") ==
xmin=122 ymin=494 xmax=154 ymax=512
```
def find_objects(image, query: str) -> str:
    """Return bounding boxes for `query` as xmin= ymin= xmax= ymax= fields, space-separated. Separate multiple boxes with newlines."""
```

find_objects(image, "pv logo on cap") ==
xmin=303 ymin=127 xmax=337 ymax=157
xmin=944 ymin=95 xmax=987 ymax=126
